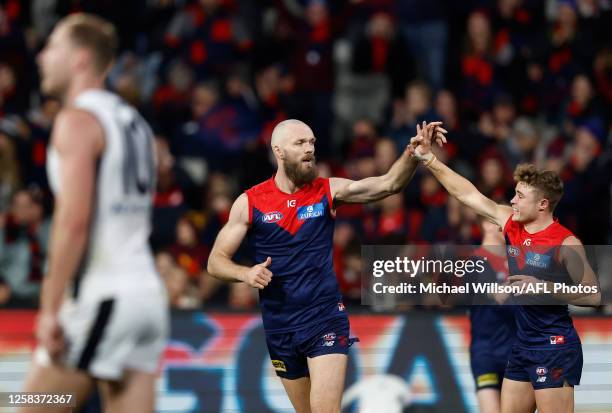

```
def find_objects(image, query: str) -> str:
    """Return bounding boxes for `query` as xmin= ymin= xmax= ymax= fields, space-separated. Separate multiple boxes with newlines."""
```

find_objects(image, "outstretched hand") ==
xmin=407 ymin=121 xmax=447 ymax=161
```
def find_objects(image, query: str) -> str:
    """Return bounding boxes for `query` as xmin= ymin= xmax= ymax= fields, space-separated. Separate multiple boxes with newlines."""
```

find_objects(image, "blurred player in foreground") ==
xmin=469 ymin=219 xmax=516 ymax=413
xmin=21 ymin=13 xmax=167 ymax=413
xmin=207 ymin=119 xmax=446 ymax=413
xmin=412 ymin=123 xmax=600 ymax=413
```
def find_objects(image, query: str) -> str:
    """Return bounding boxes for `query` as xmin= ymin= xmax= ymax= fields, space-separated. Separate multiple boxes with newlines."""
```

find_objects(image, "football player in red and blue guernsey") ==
xmin=411 ymin=123 xmax=600 ymax=413
xmin=469 ymin=219 xmax=516 ymax=413
xmin=207 ymin=119 xmax=446 ymax=413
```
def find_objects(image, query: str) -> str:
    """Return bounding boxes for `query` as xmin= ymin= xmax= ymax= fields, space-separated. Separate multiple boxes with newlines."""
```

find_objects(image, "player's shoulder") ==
xmin=74 ymin=88 xmax=119 ymax=107
xmin=53 ymin=107 xmax=104 ymax=151
xmin=310 ymin=176 xmax=329 ymax=189
xmin=547 ymin=220 xmax=575 ymax=243
xmin=245 ymin=177 xmax=275 ymax=197
xmin=503 ymin=215 xmax=520 ymax=235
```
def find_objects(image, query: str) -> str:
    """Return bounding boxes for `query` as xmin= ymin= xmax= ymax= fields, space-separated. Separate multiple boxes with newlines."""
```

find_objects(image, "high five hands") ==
xmin=407 ymin=121 xmax=448 ymax=162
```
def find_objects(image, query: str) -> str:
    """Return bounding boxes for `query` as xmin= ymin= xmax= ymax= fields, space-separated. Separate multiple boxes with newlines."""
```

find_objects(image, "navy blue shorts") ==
xmin=265 ymin=316 xmax=356 ymax=379
xmin=504 ymin=343 xmax=583 ymax=389
xmin=470 ymin=347 xmax=511 ymax=390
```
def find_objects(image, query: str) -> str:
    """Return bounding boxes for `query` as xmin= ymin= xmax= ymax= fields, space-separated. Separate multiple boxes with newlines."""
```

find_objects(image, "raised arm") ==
xmin=412 ymin=123 xmax=512 ymax=227
xmin=207 ymin=193 xmax=273 ymax=289
xmin=330 ymin=122 xmax=446 ymax=207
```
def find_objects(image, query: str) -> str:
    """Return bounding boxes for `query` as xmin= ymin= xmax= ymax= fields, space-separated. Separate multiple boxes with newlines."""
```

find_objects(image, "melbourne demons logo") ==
xmin=262 ymin=211 xmax=283 ymax=223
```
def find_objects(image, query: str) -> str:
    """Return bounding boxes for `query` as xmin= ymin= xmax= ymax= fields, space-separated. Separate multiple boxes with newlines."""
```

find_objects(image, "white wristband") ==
xmin=418 ymin=152 xmax=435 ymax=164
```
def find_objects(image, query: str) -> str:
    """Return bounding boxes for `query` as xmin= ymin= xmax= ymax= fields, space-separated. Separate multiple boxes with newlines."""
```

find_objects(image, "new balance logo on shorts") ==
xmin=322 ymin=332 xmax=336 ymax=347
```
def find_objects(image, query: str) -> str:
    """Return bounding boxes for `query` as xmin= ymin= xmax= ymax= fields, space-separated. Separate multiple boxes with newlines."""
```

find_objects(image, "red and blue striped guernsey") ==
xmin=504 ymin=217 xmax=580 ymax=348
xmin=245 ymin=176 xmax=345 ymax=334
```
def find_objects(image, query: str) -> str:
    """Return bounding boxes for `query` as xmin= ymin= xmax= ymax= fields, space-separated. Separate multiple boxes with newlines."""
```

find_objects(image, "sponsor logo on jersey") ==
xmin=262 ymin=211 xmax=283 ymax=223
xmin=297 ymin=203 xmax=324 ymax=220
xmin=526 ymin=252 xmax=551 ymax=268
xmin=271 ymin=360 xmax=287 ymax=372
xmin=550 ymin=335 xmax=565 ymax=345
xmin=536 ymin=367 xmax=547 ymax=376
xmin=338 ymin=302 xmax=346 ymax=311
xmin=536 ymin=376 xmax=547 ymax=383
xmin=476 ymin=373 xmax=499 ymax=388
xmin=508 ymin=246 xmax=520 ymax=257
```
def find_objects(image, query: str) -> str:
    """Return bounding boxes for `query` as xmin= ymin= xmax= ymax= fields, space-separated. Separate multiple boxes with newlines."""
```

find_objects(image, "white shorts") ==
xmin=37 ymin=291 xmax=169 ymax=380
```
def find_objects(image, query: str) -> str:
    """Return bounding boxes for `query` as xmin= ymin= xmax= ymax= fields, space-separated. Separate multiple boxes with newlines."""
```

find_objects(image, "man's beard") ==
xmin=284 ymin=156 xmax=317 ymax=187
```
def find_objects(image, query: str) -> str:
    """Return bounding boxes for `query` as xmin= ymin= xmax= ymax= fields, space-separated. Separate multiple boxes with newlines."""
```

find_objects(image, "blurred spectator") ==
xmin=374 ymin=137 xmax=397 ymax=175
xmin=593 ymin=48 xmax=612 ymax=109
xmin=163 ymin=0 xmax=252 ymax=80
xmin=228 ymin=282 xmax=257 ymax=310
xmin=540 ymin=0 xmax=596 ymax=114
xmin=477 ymin=155 xmax=511 ymax=202
xmin=152 ymin=58 xmax=195 ymax=136
xmin=166 ymin=264 xmax=201 ymax=309
xmin=419 ymin=174 xmax=449 ymax=243
xmin=504 ymin=117 xmax=541 ymax=166
xmin=22 ymin=97 xmax=60 ymax=191
xmin=389 ymin=80 xmax=437 ymax=150
xmin=199 ymin=172 xmax=233 ymax=247
xmin=447 ymin=197 xmax=482 ymax=244
xmin=352 ymin=11 xmax=416 ymax=97
xmin=559 ymin=119 xmax=612 ymax=243
xmin=395 ymin=0 xmax=448 ymax=91
xmin=169 ymin=215 xmax=209 ymax=280
xmin=491 ymin=0 xmax=544 ymax=93
xmin=0 ymin=275 xmax=10 ymax=305
xmin=281 ymin=0 xmax=353 ymax=156
xmin=177 ymin=80 xmax=261 ymax=171
xmin=0 ymin=123 xmax=21 ymax=211
xmin=460 ymin=10 xmax=502 ymax=120
xmin=0 ymin=188 xmax=49 ymax=307
xmin=557 ymin=73 xmax=603 ymax=137
xmin=151 ymin=136 xmax=187 ymax=249
xmin=346 ymin=118 xmax=379 ymax=160
xmin=333 ymin=221 xmax=361 ymax=302
xmin=373 ymin=194 xmax=409 ymax=243
xmin=0 ymin=6 xmax=35 ymax=114
xmin=435 ymin=90 xmax=460 ymax=132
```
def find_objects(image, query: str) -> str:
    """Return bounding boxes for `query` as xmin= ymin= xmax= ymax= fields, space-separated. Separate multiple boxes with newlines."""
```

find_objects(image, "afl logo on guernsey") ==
xmin=262 ymin=211 xmax=283 ymax=223
xmin=508 ymin=246 xmax=520 ymax=257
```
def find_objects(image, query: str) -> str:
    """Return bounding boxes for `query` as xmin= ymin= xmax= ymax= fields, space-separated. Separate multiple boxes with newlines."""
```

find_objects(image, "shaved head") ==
xmin=270 ymin=119 xmax=317 ymax=186
xmin=270 ymin=119 xmax=313 ymax=149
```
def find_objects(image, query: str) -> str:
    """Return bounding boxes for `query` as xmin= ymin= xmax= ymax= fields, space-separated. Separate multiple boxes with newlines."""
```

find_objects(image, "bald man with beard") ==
xmin=207 ymin=119 xmax=446 ymax=413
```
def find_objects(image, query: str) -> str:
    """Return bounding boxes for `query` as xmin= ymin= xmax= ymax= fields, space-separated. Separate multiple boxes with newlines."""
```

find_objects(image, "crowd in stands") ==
xmin=1 ymin=0 xmax=611 ymax=310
